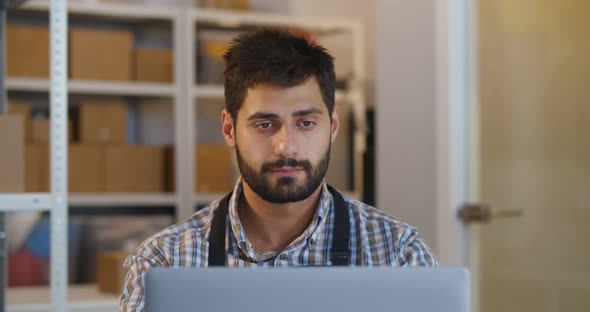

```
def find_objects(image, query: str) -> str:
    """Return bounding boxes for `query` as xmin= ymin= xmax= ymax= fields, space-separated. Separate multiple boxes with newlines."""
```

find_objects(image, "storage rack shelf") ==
xmin=6 ymin=78 xmax=176 ymax=97
xmin=68 ymin=194 xmax=177 ymax=207
xmin=7 ymin=284 xmax=118 ymax=312
xmin=1 ymin=1 xmax=366 ymax=311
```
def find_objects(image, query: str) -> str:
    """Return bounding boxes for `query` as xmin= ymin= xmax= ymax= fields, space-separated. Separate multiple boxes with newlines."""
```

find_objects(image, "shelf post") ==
xmin=49 ymin=0 xmax=69 ymax=311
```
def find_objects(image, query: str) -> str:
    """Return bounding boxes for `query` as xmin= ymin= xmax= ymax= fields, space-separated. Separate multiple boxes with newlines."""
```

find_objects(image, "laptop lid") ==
xmin=145 ymin=267 xmax=470 ymax=312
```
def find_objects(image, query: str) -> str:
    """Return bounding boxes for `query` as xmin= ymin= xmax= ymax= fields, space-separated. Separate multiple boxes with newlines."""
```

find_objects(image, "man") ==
xmin=120 ymin=28 xmax=437 ymax=311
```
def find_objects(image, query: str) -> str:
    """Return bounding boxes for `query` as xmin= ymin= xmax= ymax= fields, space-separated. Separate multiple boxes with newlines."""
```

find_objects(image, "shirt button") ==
xmin=279 ymin=254 xmax=288 ymax=261
xmin=309 ymin=238 xmax=315 ymax=245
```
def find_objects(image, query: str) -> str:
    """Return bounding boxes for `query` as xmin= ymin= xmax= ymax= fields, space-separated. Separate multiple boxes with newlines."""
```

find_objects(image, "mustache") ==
xmin=261 ymin=158 xmax=313 ymax=173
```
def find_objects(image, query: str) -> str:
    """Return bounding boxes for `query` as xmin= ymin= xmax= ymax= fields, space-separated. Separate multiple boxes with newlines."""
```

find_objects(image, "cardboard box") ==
xmin=69 ymin=144 xmax=104 ymax=193
xmin=196 ymin=144 xmax=233 ymax=193
xmin=30 ymin=119 xmax=74 ymax=144
xmin=0 ymin=116 xmax=25 ymax=192
xmin=164 ymin=146 xmax=175 ymax=192
xmin=79 ymin=100 xmax=127 ymax=144
xmin=25 ymin=144 xmax=49 ymax=192
xmin=105 ymin=145 xmax=165 ymax=192
xmin=6 ymin=25 xmax=49 ymax=78
xmin=7 ymin=101 xmax=32 ymax=142
xmin=134 ymin=48 xmax=173 ymax=83
xmin=70 ymin=29 xmax=133 ymax=81
xmin=97 ymin=252 xmax=129 ymax=294
xmin=199 ymin=0 xmax=251 ymax=10
xmin=26 ymin=144 xmax=103 ymax=193
xmin=163 ymin=144 xmax=234 ymax=193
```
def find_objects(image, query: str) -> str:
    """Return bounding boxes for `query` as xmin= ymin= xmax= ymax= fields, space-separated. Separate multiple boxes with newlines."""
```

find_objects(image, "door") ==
xmin=440 ymin=1 xmax=590 ymax=312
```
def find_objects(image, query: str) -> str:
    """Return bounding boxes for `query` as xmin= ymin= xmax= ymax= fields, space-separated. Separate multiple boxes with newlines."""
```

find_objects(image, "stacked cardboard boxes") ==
xmin=6 ymin=101 xmax=231 ymax=195
xmin=10 ymin=99 xmax=166 ymax=193
xmin=76 ymin=100 xmax=166 ymax=193
xmin=164 ymin=144 xmax=235 ymax=194
xmin=8 ymin=24 xmax=173 ymax=83
xmin=7 ymin=101 xmax=75 ymax=192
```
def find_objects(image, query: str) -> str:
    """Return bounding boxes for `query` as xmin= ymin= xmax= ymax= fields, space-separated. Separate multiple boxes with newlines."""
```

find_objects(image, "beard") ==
xmin=235 ymin=143 xmax=331 ymax=204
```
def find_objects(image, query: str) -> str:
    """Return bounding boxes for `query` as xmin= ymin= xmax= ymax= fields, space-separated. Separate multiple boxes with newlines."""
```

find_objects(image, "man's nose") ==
xmin=273 ymin=125 xmax=298 ymax=158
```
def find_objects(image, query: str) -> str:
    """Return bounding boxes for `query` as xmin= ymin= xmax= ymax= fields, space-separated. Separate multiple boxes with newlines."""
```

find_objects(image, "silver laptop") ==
xmin=145 ymin=267 xmax=470 ymax=312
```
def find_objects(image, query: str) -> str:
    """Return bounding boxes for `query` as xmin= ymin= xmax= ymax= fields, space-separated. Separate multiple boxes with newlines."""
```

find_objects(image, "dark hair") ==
xmin=223 ymin=28 xmax=336 ymax=122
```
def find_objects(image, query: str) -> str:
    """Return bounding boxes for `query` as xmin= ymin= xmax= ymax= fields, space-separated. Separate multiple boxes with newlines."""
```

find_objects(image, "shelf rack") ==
xmin=1 ymin=1 xmax=366 ymax=311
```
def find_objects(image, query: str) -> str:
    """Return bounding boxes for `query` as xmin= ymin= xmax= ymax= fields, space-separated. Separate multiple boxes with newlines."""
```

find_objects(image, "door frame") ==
xmin=375 ymin=0 xmax=479 ymax=308
xmin=434 ymin=0 xmax=480 ymax=311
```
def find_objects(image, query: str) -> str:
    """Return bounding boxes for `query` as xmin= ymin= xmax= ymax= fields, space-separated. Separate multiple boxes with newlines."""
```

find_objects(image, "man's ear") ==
xmin=221 ymin=109 xmax=236 ymax=148
xmin=330 ymin=105 xmax=340 ymax=143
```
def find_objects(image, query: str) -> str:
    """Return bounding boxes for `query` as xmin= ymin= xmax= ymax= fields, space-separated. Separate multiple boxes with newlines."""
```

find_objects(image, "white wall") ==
xmin=375 ymin=0 xmax=438 ymax=254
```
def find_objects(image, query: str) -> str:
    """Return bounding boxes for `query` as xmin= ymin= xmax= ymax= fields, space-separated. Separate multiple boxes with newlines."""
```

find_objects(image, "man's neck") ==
xmin=238 ymin=182 xmax=322 ymax=255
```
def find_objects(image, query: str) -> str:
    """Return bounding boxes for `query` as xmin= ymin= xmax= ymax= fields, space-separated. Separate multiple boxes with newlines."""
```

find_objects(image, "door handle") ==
xmin=458 ymin=203 xmax=523 ymax=224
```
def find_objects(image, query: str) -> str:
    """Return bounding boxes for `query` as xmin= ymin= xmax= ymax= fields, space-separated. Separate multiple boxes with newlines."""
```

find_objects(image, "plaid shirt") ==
xmin=120 ymin=179 xmax=438 ymax=311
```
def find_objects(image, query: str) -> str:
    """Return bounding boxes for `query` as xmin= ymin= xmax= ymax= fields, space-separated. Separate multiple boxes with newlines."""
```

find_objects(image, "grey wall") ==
xmin=375 ymin=0 xmax=438 ymax=254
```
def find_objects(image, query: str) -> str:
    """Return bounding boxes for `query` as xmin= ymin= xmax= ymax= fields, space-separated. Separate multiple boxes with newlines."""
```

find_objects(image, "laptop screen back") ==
xmin=145 ymin=267 xmax=470 ymax=312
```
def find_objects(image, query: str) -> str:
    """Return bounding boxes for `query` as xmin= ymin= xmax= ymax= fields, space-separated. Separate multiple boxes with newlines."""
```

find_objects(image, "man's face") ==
xmin=222 ymin=77 xmax=339 ymax=203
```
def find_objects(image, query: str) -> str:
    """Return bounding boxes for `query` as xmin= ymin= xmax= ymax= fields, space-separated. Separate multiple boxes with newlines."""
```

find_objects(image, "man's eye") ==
xmin=300 ymin=121 xmax=315 ymax=128
xmin=256 ymin=122 xmax=272 ymax=129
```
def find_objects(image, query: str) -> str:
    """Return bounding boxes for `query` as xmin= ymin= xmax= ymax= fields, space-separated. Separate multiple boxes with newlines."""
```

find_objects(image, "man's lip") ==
xmin=270 ymin=167 xmax=303 ymax=173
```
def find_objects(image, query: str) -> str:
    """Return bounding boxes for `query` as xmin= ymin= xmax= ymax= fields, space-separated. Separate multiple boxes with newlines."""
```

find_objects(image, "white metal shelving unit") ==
xmin=4 ymin=0 xmax=184 ymax=215
xmin=3 ymin=1 xmax=183 ymax=311
xmin=2 ymin=1 xmax=366 ymax=311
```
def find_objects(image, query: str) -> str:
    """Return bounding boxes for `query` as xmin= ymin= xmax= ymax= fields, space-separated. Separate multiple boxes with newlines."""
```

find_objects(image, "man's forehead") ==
xmin=240 ymin=80 xmax=327 ymax=117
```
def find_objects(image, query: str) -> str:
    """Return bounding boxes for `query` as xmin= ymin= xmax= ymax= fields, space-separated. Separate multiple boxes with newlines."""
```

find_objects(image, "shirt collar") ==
xmin=227 ymin=177 xmax=332 ymax=262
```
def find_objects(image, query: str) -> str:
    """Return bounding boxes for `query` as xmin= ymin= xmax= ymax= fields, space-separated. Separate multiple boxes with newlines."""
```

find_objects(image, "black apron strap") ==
xmin=207 ymin=185 xmax=351 ymax=267
xmin=207 ymin=192 xmax=232 ymax=267
xmin=327 ymin=185 xmax=351 ymax=266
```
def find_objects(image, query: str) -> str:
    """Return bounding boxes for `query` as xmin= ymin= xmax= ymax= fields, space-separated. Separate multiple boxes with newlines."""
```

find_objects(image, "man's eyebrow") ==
xmin=246 ymin=108 xmax=323 ymax=121
xmin=246 ymin=112 xmax=279 ymax=121
xmin=292 ymin=108 xmax=323 ymax=117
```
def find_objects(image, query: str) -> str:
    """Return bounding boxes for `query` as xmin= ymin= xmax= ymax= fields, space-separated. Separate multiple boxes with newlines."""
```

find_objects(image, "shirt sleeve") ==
xmin=397 ymin=228 xmax=439 ymax=267
xmin=119 ymin=238 xmax=170 ymax=312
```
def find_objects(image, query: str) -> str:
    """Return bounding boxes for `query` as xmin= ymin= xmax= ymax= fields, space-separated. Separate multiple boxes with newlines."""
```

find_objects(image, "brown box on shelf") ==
xmin=164 ymin=146 xmax=175 ymax=192
xmin=7 ymin=101 xmax=32 ymax=142
xmin=69 ymin=144 xmax=104 ymax=193
xmin=79 ymin=100 xmax=127 ymax=144
xmin=0 ymin=116 xmax=25 ymax=192
xmin=70 ymin=29 xmax=133 ymax=81
xmin=26 ymin=144 xmax=105 ymax=193
xmin=162 ymin=144 xmax=234 ymax=193
xmin=6 ymin=25 xmax=49 ymax=78
xmin=196 ymin=144 xmax=233 ymax=193
xmin=97 ymin=252 xmax=129 ymax=294
xmin=134 ymin=48 xmax=173 ymax=83
xmin=30 ymin=119 xmax=74 ymax=144
xmin=105 ymin=145 xmax=165 ymax=193
xmin=25 ymin=144 xmax=49 ymax=192
xmin=199 ymin=0 xmax=251 ymax=10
